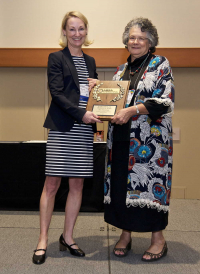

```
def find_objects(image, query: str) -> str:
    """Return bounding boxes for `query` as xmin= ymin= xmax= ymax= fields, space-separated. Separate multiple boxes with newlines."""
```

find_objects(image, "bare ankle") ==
xmin=38 ymin=235 xmax=48 ymax=244
xmin=151 ymin=232 xmax=165 ymax=245
xmin=120 ymin=230 xmax=131 ymax=241
xmin=63 ymin=234 xmax=73 ymax=244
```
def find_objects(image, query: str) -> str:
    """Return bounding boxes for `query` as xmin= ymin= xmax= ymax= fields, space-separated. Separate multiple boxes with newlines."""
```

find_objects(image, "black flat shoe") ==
xmin=32 ymin=248 xmax=47 ymax=264
xmin=59 ymin=234 xmax=85 ymax=257
xmin=141 ymin=242 xmax=168 ymax=262
xmin=113 ymin=239 xmax=132 ymax=257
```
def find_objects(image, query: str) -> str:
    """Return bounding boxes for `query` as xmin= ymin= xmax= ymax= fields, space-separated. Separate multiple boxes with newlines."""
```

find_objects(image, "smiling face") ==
xmin=63 ymin=16 xmax=87 ymax=50
xmin=127 ymin=26 xmax=151 ymax=61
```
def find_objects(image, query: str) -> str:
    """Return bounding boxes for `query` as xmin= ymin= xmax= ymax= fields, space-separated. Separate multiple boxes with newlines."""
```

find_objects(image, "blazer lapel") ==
xmin=84 ymin=53 xmax=94 ymax=78
xmin=62 ymin=47 xmax=80 ymax=90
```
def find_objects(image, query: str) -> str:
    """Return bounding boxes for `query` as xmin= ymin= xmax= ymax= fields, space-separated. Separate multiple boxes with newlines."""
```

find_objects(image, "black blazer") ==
xmin=43 ymin=47 xmax=98 ymax=132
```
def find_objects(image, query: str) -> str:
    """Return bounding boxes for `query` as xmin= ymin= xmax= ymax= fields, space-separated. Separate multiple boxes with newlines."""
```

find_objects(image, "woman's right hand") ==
xmin=88 ymin=78 xmax=97 ymax=92
xmin=82 ymin=111 xmax=102 ymax=124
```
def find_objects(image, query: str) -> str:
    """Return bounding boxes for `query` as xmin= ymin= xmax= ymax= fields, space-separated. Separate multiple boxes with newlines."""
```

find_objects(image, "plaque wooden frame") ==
xmin=86 ymin=80 xmax=130 ymax=121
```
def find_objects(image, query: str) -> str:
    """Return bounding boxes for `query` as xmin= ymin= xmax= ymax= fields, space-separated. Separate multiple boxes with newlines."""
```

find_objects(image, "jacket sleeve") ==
xmin=143 ymin=100 xmax=169 ymax=121
xmin=47 ymin=53 xmax=86 ymax=123
xmin=144 ymin=57 xmax=175 ymax=118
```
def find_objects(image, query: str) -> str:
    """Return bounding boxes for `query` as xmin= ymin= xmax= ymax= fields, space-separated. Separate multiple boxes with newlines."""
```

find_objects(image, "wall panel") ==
xmin=0 ymin=68 xmax=46 ymax=141
xmin=1 ymin=48 xmax=200 ymax=68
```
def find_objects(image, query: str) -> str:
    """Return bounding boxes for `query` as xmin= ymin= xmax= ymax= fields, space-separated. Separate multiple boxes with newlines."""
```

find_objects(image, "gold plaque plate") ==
xmin=86 ymin=80 xmax=130 ymax=121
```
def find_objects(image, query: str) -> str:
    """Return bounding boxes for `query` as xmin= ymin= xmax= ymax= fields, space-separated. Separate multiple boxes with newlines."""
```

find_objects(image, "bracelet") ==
xmin=135 ymin=105 xmax=140 ymax=114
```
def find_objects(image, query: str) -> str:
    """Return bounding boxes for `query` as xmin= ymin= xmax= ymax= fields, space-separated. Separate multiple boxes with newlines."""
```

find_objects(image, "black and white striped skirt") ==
xmin=45 ymin=123 xmax=94 ymax=178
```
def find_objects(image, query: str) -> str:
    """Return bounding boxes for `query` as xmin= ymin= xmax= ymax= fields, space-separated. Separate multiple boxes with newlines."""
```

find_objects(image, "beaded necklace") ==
xmin=129 ymin=53 xmax=150 ymax=76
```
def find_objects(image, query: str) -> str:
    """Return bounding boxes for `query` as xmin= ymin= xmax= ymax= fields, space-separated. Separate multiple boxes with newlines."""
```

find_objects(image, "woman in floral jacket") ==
xmin=104 ymin=17 xmax=175 ymax=261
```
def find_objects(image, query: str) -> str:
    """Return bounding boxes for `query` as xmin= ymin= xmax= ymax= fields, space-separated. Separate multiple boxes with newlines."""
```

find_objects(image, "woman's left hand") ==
xmin=82 ymin=111 xmax=102 ymax=124
xmin=111 ymin=108 xmax=133 ymax=125
xmin=88 ymin=78 xmax=97 ymax=92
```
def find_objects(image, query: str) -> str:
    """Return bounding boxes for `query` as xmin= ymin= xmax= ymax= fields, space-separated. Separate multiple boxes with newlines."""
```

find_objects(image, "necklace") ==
xmin=129 ymin=53 xmax=150 ymax=91
xmin=72 ymin=54 xmax=83 ymax=57
xmin=129 ymin=53 xmax=150 ymax=76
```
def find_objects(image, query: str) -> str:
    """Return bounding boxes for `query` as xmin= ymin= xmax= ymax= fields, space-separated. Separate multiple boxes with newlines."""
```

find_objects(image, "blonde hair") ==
xmin=59 ymin=11 xmax=93 ymax=48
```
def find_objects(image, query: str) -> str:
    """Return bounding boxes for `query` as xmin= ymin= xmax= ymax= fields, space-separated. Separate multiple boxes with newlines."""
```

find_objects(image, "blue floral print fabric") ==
xmin=104 ymin=55 xmax=175 ymax=213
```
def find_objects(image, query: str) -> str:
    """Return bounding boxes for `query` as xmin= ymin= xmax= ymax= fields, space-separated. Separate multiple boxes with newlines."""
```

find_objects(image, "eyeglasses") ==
xmin=129 ymin=36 xmax=149 ymax=43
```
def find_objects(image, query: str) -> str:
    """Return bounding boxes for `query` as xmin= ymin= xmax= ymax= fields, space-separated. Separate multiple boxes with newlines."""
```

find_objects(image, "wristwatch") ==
xmin=135 ymin=105 xmax=140 ymax=114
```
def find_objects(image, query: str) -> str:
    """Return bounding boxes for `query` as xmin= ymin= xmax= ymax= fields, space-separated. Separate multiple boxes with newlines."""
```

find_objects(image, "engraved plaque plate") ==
xmin=92 ymin=105 xmax=117 ymax=116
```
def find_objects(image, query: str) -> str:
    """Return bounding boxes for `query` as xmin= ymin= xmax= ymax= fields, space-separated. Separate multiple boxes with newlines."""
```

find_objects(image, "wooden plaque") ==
xmin=86 ymin=80 xmax=130 ymax=121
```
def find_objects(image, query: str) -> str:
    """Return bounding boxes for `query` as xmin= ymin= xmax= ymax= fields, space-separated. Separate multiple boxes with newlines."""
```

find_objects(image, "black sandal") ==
xmin=113 ymin=239 xmax=132 ymax=257
xmin=142 ymin=242 xmax=168 ymax=262
xmin=32 ymin=248 xmax=47 ymax=264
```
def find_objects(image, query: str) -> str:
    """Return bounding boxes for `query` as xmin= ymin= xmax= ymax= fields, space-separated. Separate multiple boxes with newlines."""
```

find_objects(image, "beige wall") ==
xmin=171 ymin=68 xmax=200 ymax=199
xmin=0 ymin=68 xmax=48 ymax=141
xmin=1 ymin=0 xmax=200 ymax=48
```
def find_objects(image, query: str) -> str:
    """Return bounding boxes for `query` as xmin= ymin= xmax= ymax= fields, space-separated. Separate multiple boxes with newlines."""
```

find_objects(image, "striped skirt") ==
xmin=45 ymin=123 xmax=94 ymax=178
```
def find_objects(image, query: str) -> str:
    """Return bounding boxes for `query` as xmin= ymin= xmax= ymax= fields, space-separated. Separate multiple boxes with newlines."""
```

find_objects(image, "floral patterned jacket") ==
xmin=104 ymin=55 xmax=175 ymax=213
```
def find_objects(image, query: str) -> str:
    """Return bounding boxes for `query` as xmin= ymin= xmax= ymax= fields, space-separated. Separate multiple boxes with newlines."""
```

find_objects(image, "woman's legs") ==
xmin=114 ymin=229 xmax=132 ymax=255
xmin=62 ymin=177 xmax=84 ymax=249
xmin=142 ymin=230 xmax=166 ymax=260
xmin=35 ymin=176 xmax=61 ymax=255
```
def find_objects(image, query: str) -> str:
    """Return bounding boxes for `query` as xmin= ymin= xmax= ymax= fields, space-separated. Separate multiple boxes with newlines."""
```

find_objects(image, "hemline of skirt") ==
xmin=45 ymin=173 xmax=93 ymax=178
xmin=104 ymin=216 xmax=168 ymax=233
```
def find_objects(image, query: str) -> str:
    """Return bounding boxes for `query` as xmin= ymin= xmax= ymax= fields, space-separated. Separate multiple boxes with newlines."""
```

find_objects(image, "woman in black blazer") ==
xmin=33 ymin=11 xmax=101 ymax=265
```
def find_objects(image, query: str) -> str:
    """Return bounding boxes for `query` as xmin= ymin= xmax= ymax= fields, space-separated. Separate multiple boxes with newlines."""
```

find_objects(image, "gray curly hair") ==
xmin=122 ymin=17 xmax=159 ymax=53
